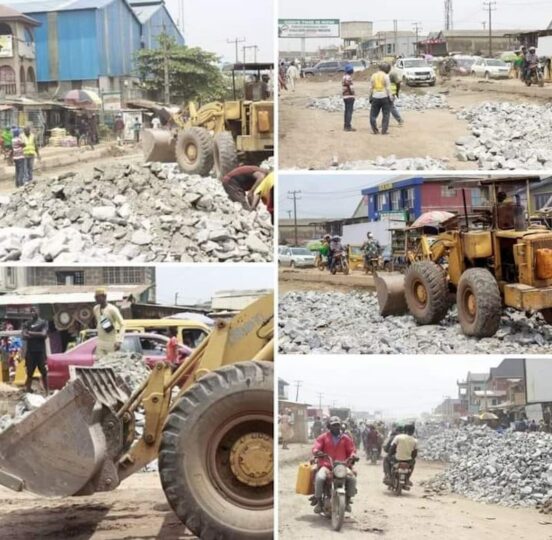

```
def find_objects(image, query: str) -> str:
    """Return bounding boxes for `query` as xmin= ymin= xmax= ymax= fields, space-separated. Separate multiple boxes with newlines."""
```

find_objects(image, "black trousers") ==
xmin=344 ymin=98 xmax=355 ymax=129
xmin=370 ymin=97 xmax=391 ymax=134
xmin=26 ymin=349 xmax=47 ymax=379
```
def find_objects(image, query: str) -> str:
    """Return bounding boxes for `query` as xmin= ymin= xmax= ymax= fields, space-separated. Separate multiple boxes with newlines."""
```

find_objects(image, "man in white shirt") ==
xmin=93 ymin=288 xmax=125 ymax=359
xmin=388 ymin=423 xmax=418 ymax=485
xmin=286 ymin=62 xmax=300 ymax=91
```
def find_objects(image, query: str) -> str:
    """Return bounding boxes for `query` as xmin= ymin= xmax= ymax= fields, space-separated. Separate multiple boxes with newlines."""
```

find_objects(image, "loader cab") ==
xmin=228 ymin=62 xmax=274 ymax=101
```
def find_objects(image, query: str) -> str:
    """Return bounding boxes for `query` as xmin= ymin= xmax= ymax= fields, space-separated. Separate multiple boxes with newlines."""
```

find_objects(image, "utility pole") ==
xmin=316 ymin=393 xmax=323 ymax=413
xmin=227 ymin=37 xmax=246 ymax=63
xmin=174 ymin=292 xmax=179 ymax=305
xmin=483 ymin=1 xmax=497 ymax=57
xmin=243 ymin=45 xmax=259 ymax=63
xmin=393 ymin=19 xmax=398 ymax=57
xmin=162 ymin=23 xmax=170 ymax=104
xmin=294 ymin=380 xmax=302 ymax=402
xmin=444 ymin=0 xmax=454 ymax=30
xmin=412 ymin=22 xmax=422 ymax=55
xmin=482 ymin=21 xmax=487 ymax=30
xmin=287 ymin=190 xmax=302 ymax=246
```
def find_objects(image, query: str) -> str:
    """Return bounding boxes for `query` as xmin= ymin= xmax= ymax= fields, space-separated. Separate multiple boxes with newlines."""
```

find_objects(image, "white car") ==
xmin=471 ymin=58 xmax=510 ymax=79
xmin=279 ymin=247 xmax=316 ymax=268
xmin=349 ymin=60 xmax=367 ymax=72
xmin=393 ymin=58 xmax=436 ymax=86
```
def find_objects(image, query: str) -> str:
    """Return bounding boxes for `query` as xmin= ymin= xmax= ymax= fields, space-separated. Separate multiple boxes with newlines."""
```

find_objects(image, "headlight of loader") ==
xmin=333 ymin=464 xmax=348 ymax=479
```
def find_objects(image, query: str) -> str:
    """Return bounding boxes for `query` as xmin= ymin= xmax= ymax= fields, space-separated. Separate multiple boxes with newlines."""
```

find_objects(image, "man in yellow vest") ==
xmin=389 ymin=66 xmax=404 ymax=126
xmin=22 ymin=126 xmax=40 ymax=183
xmin=369 ymin=63 xmax=393 ymax=135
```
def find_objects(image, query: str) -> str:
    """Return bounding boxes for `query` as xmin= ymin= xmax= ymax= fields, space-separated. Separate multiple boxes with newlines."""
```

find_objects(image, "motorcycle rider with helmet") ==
xmin=329 ymin=235 xmax=344 ymax=273
xmin=312 ymin=416 xmax=358 ymax=514
xmin=362 ymin=232 xmax=381 ymax=272
xmin=525 ymin=46 xmax=539 ymax=81
xmin=385 ymin=423 xmax=418 ymax=486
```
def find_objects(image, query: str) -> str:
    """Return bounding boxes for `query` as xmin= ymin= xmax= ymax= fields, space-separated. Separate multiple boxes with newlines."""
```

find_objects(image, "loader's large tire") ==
xmin=213 ymin=131 xmax=238 ymax=179
xmin=159 ymin=361 xmax=273 ymax=540
xmin=404 ymin=261 xmax=448 ymax=325
xmin=175 ymin=127 xmax=213 ymax=176
xmin=456 ymin=268 xmax=502 ymax=337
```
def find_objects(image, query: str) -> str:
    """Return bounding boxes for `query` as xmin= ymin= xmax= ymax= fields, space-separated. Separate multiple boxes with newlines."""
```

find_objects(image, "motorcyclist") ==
xmin=525 ymin=46 xmax=539 ymax=80
xmin=363 ymin=424 xmax=381 ymax=458
xmin=329 ymin=235 xmax=344 ymax=272
xmin=382 ymin=424 xmax=403 ymax=484
xmin=312 ymin=416 xmax=358 ymax=514
xmin=361 ymin=232 xmax=381 ymax=272
xmin=318 ymin=234 xmax=331 ymax=269
xmin=386 ymin=423 xmax=418 ymax=486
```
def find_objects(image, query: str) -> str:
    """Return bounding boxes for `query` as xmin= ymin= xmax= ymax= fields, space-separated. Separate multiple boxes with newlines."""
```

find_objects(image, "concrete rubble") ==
xmin=278 ymin=290 xmax=552 ymax=354
xmin=96 ymin=351 xmax=150 ymax=392
xmin=307 ymin=93 xmax=449 ymax=113
xmin=0 ymin=162 xmax=273 ymax=263
xmin=420 ymin=425 xmax=552 ymax=508
xmin=333 ymin=156 xmax=450 ymax=171
xmin=456 ymin=101 xmax=552 ymax=169
xmin=0 ymin=391 xmax=47 ymax=433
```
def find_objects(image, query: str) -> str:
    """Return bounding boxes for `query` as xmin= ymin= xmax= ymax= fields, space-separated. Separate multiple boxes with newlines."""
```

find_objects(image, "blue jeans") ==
xmin=390 ymin=101 xmax=402 ymax=123
xmin=24 ymin=156 xmax=34 ymax=183
xmin=14 ymin=159 xmax=25 ymax=187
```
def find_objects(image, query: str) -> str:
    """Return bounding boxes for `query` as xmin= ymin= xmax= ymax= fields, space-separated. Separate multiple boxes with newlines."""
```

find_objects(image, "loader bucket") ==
xmin=0 ymin=368 xmax=128 ymax=497
xmin=142 ymin=128 xmax=176 ymax=163
xmin=374 ymin=272 xmax=408 ymax=317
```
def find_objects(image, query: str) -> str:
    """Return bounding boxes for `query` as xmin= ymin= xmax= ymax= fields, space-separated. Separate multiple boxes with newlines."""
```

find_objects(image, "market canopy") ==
xmin=63 ymin=89 xmax=102 ymax=109
xmin=410 ymin=211 xmax=455 ymax=228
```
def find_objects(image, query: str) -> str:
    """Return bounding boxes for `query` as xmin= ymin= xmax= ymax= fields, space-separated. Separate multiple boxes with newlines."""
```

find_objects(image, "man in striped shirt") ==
xmin=342 ymin=64 xmax=356 ymax=132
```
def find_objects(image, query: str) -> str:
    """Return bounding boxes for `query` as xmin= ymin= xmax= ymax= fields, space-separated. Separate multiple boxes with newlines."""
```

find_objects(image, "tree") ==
xmin=135 ymin=33 xmax=226 ymax=104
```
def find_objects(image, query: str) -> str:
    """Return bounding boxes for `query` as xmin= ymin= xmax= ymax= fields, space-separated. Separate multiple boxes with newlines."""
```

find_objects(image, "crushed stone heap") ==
xmin=0 ymin=162 xmax=273 ymax=263
xmin=278 ymin=290 xmax=551 ymax=354
xmin=420 ymin=425 xmax=552 ymax=508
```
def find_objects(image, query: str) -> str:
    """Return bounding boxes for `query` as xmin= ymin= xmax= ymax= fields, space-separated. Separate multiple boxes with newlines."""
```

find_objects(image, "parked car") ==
xmin=279 ymin=246 xmax=316 ymax=268
xmin=471 ymin=58 xmax=510 ymax=79
xmin=393 ymin=58 xmax=436 ymax=86
xmin=450 ymin=55 xmax=480 ymax=75
xmin=349 ymin=60 xmax=367 ymax=72
xmin=48 ymin=333 xmax=192 ymax=390
xmin=303 ymin=60 xmax=347 ymax=77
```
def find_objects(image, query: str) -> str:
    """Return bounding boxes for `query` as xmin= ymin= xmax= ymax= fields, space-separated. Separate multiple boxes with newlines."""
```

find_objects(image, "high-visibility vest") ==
xmin=390 ymin=81 xmax=398 ymax=95
xmin=23 ymin=133 xmax=36 ymax=157
xmin=372 ymin=72 xmax=386 ymax=92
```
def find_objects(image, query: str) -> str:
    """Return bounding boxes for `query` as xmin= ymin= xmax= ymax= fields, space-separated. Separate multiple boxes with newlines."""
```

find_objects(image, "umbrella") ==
xmin=410 ymin=211 xmax=455 ymax=229
xmin=479 ymin=412 xmax=498 ymax=420
xmin=63 ymin=89 xmax=102 ymax=108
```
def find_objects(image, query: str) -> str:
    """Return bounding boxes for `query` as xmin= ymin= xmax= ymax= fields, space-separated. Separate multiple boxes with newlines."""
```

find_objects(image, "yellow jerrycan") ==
xmin=296 ymin=462 xmax=314 ymax=495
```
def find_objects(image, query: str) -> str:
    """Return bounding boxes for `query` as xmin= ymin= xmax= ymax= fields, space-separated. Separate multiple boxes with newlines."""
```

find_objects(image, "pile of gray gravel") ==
xmin=308 ymin=93 xmax=449 ymax=112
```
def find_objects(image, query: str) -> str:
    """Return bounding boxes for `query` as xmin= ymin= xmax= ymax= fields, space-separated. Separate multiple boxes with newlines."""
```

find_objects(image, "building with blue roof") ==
xmin=130 ymin=0 xmax=184 ymax=48
xmin=3 ymin=0 xmax=184 ymax=96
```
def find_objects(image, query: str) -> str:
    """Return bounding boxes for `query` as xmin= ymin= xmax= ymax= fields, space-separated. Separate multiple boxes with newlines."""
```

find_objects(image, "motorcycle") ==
xmin=366 ymin=446 xmax=379 ymax=465
xmin=388 ymin=460 xmax=412 ymax=496
xmin=315 ymin=253 xmax=327 ymax=271
xmin=330 ymin=251 xmax=349 ymax=275
xmin=363 ymin=256 xmax=379 ymax=275
xmin=525 ymin=63 xmax=545 ymax=88
xmin=312 ymin=453 xmax=357 ymax=531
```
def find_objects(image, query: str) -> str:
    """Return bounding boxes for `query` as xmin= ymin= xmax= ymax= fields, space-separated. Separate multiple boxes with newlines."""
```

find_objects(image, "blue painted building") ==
xmin=130 ymin=0 xmax=184 ymax=48
xmin=4 ymin=0 xmax=183 ymax=94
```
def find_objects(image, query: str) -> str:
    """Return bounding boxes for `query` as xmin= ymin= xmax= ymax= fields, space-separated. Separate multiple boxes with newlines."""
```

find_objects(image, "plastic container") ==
xmin=536 ymin=248 xmax=552 ymax=280
xmin=295 ymin=462 xmax=314 ymax=495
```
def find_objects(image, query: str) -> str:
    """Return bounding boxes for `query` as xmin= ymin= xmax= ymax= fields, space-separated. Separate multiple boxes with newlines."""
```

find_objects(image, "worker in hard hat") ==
xmin=93 ymin=288 xmax=124 ymax=359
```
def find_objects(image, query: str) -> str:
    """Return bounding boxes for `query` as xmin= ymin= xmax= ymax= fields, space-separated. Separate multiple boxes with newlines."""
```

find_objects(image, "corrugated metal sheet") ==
xmin=6 ymin=0 xmax=119 ymax=13
xmin=0 ymin=292 xmax=126 ymax=305
xmin=140 ymin=4 xmax=184 ymax=48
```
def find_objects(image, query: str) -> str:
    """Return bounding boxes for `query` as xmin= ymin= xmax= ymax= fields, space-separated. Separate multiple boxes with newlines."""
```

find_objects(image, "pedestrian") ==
xmin=286 ymin=61 xmax=299 ymax=91
xmin=221 ymin=165 xmax=268 ymax=208
xmin=369 ymin=63 xmax=393 ymax=135
xmin=93 ymin=288 xmax=124 ymax=359
xmin=114 ymin=114 xmax=125 ymax=145
xmin=133 ymin=116 xmax=142 ymax=143
xmin=22 ymin=126 xmax=40 ymax=183
xmin=151 ymin=116 xmax=161 ymax=129
xmin=12 ymin=128 xmax=25 ymax=188
xmin=249 ymin=171 xmax=274 ymax=224
xmin=342 ymin=63 xmax=356 ymax=132
xmin=279 ymin=61 xmax=287 ymax=91
xmin=89 ymin=113 xmax=98 ymax=145
xmin=22 ymin=307 xmax=49 ymax=395
xmin=166 ymin=326 xmax=178 ymax=364
xmin=389 ymin=66 xmax=404 ymax=126
xmin=280 ymin=408 xmax=294 ymax=449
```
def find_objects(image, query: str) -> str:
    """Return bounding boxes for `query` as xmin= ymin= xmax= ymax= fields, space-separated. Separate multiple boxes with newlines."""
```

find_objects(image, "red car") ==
xmin=47 ymin=333 xmax=192 ymax=390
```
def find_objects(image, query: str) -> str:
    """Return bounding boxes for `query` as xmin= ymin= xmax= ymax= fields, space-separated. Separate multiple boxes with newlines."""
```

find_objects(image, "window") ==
xmin=535 ymin=192 xmax=552 ymax=210
xmin=56 ymin=271 xmax=84 ymax=285
xmin=103 ymin=267 xmax=145 ymax=284
xmin=5 ymin=267 xmax=15 ymax=288
xmin=0 ymin=23 xmax=11 ymax=36
xmin=390 ymin=190 xmax=400 ymax=210
xmin=139 ymin=337 xmax=166 ymax=356
xmin=441 ymin=186 xmax=457 ymax=198
xmin=377 ymin=193 xmax=387 ymax=211
xmin=405 ymin=188 xmax=415 ymax=209
xmin=182 ymin=328 xmax=207 ymax=348
xmin=121 ymin=336 xmax=140 ymax=354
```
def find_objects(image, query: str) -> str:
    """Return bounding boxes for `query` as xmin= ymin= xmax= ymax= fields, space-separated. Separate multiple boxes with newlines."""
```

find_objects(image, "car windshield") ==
xmin=456 ymin=58 xmax=476 ymax=68
xmin=487 ymin=60 xmax=506 ymax=66
xmin=404 ymin=59 xmax=428 ymax=68
xmin=291 ymin=248 xmax=311 ymax=255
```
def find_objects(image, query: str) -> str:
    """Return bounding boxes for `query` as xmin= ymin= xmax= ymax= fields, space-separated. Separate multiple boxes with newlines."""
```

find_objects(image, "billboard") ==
xmin=0 ymin=35 xmax=13 ymax=58
xmin=524 ymin=358 xmax=552 ymax=404
xmin=278 ymin=19 xmax=340 ymax=39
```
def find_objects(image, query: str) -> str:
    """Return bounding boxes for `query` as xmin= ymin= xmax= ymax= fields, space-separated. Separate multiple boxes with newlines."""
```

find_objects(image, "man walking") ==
xmin=342 ymin=64 xmax=356 ymax=132
xmin=114 ymin=114 xmax=125 ymax=145
xmin=12 ymin=128 xmax=25 ymax=187
xmin=22 ymin=307 xmax=49 ymax=395
xmin=133 ymin=117 xmax=142 ymax=143
xmin=369 ymin=63 xmax=393 ymax=135
xmin=22 ymin=126 xmax=39 ymax=183
xmin=389 ymin=66 xmax=404 ymax=125
xmin=93 ymin=288 xmax=124 ymax=359
xmin=286 ymin=61 xmax=300 ymax=91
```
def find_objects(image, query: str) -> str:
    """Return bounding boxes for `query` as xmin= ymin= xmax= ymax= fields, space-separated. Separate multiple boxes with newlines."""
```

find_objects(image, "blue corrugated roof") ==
xmin=131 ymin=3 xmax=157 ymax=23
xmin=4 ymin=0 xmax=115 ymax=12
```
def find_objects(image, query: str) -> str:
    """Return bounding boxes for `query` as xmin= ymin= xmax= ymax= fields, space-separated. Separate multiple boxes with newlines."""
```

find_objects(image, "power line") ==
xmin=483 ymin=1 xmax=497 ymax=57
xmin=412 ymin=22 xmax=422 ymax=49
xmin=226 ymin=36 xmax=245 ymax=63
xmin=293 ymin=380 xmax=302 ymax=402
xmin=287 ymin=190 xmax=302 ymax=246
xmin=243 ymin=44 xmax=259 ymax=63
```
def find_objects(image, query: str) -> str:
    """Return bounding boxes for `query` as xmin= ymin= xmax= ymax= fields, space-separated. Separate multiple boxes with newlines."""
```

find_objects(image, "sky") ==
xmin=279 ymin=173 xmax=396 ymax=220
xmin=278 ymin=356 xmax=504 ymax=418
xmin=278 ymin=0 xmax=548 ymax=51
xmin=156 ymin=265 xmax=274 ymax=305
xmin=165 ymin=0 xmax=274 ymax=63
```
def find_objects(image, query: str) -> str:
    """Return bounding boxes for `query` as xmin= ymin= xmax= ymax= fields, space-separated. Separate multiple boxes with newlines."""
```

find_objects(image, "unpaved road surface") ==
xmin=278 ymin=78 xmax=541 ymax=170
xmin=0 ymin=473 xmax=196 ymax=539
xmin=279 ymin=451 xmax=552 ymax=539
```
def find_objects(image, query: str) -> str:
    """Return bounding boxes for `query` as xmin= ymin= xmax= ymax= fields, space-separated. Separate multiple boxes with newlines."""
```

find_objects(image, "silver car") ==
xmin=279 ymin=247 xmax=316 ymax=268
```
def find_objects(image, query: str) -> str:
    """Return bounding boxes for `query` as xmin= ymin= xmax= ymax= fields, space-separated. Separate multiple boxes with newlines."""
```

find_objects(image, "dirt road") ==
xmin=0 ymin=473 xmax=196 ymax=540
xmin=279 ymin=451 xmax=552 ymax=539
xmin=278 ymin=77 xmax=539 ymax=170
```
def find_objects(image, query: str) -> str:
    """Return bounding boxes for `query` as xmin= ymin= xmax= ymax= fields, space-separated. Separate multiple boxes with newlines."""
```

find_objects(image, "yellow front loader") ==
xmin=0 ymin=293 xmax=274 ymax=539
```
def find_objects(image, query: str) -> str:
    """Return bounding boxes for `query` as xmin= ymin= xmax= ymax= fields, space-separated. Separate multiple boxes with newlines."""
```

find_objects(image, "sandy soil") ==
xmin=279 ymin=449 xmax=552 ymax=539
xmin=0 ymin=473 xmax=196 ymax=540
xmin=278 ymin=77 xmax=541 ymax=170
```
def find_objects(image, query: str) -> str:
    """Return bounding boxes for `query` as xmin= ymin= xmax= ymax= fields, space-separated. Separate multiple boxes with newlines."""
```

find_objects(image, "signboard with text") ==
xmin=0 ymin=35 xmax=13 ymax=58
xmin=278 ymin=19 xmax=340 ymax=39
